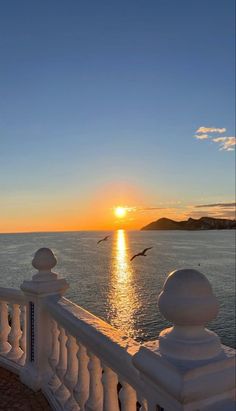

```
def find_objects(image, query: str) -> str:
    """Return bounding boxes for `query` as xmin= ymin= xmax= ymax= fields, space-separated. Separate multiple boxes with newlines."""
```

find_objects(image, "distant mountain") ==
xmin=141 ymin=216 xmax=236 ymax=231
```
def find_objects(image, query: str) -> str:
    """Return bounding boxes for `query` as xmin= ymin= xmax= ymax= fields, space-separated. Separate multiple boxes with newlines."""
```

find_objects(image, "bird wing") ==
xmin=97 ymin=236 xmax=109 ymax=244
xmin=130 ymin=253 xmax=139 ymax=261
xmin=142 ymin=247 xmax=153 ymax=254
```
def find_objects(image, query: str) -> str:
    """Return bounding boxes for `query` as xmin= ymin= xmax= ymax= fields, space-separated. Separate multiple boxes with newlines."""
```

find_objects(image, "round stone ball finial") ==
xmin=158 ymin=269 xmax=222 ymax=361
xmin=158 ymin=269 xmax=219 ymax=326
xmin=32 ymin=248 xmax=58 ymax=281
xmin=32 ymin=248 xmax=57 ymax=271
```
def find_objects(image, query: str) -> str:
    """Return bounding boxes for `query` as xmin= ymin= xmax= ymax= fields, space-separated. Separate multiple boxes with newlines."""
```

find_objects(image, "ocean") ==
xmin=0 ymin=230 xmax=235 ymax=348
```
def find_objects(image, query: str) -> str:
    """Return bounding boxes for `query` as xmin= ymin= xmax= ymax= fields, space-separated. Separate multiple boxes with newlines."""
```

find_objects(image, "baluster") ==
xmin=144 ymin=401 xmax=156 ymax=411
xmin=19 ymin=305 xmax=26 ymax=365
xmin=7 ymin=303 xmax=23 ymax=360
xmin=85 ymin=352 xmax=103 ymax=411
xmin=119 ymin=381 xmax=137 ymax=411
xmin=48 ymin=319 xmax=60 ymax=391
xmin=0 ymin=301 xmax=11 ymax=354
xmin=74 ymin=343 xmax=89 ymax=411
xmin=64 ymin=332 xmax=79 ymax=410
xmin=55 ymin=325 xmax=70 ymax=404
xmin=102 ymin=365 xmax=119 ymax=411
xmin=140 ymin=398 xmax=148 ymax=411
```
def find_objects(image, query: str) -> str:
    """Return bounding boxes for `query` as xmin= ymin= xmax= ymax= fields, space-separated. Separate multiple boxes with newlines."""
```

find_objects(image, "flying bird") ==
xmin=130 ymin=247 xmax=153 ymax=261
xmin=97 ymin=236 xmax=109 ymax=245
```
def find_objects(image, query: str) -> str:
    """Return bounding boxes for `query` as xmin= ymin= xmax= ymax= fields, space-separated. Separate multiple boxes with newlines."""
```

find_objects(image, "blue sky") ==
xmin=0 ymin=0 xmax=235 ymax=231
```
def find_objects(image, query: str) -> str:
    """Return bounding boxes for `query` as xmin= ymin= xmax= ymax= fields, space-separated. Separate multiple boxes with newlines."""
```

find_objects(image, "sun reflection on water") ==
xmin=107 ymin=229 xmax=140 ymax=338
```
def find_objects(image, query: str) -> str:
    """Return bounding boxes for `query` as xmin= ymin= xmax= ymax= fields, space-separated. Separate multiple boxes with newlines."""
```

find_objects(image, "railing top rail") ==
xmin=44 ymin=296 xmax=157 ymax=398
xmin=0 ymin=287 xmax=26 ymax=304
xmin=45 ymin=295 xmax=139 ymax=356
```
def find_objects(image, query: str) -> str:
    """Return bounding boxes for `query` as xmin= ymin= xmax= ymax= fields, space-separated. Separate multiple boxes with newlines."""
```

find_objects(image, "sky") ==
xmin=0 ymin=0 xmax=235 ymax=232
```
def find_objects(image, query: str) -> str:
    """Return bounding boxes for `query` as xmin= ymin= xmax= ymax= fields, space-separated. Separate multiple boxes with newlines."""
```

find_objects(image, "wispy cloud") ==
xmin=196 ymin=126 xmax=226 ymax=134
xmin=212 ymin=136 xmax=236 ymax=151
xmin=130 ymin=206 xmax=171 ymax=213
xmin=188 ymin=208 xmax=236 ymax=220
xmin=194 ymin=134 xmax=209 ymax=140
xmin=195 ymin=202 xmax=236 ymax=208
xmin=141 ymin=207 xmax=167 ymax=211
xmin=194 ymin=126 xmax=235 ymax=152
xmin=127 ymin=205 xmax=182 ymax=214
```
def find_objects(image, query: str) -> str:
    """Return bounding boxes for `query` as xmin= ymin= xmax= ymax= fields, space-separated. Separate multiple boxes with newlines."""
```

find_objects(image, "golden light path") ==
xmin=107 ymin=229 xmax=141 ymax=338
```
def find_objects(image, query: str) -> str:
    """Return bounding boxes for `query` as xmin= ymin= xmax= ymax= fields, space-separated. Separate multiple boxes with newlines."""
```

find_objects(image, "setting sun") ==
xmin=114 ymin=206 xmax=127 ymax=218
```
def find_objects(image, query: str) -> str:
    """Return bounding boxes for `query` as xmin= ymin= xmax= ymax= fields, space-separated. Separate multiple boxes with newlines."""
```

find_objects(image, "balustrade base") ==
xmin=43 ymin=389 xmax=60 ymax=411
xmin=20 ymin=363 xmax=44 ymax=391
xmin=0 ymin=354 xmax=22 ymax=376
xmin=43 ymin=386 xmax=68 ymax=411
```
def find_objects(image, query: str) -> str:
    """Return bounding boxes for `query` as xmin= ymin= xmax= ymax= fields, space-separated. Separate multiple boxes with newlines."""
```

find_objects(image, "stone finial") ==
xmin=32 ymin=248 xmax=58 ymax=281
xmin=158 ymin=269 xmax=222 ymax=361
xmin=32 ymin=248 xmax=57 ymax=271
xmin=133 ymin=268 xmax=235 ymax=410
xmin=21 ymin=248 xmax=68 ymax=297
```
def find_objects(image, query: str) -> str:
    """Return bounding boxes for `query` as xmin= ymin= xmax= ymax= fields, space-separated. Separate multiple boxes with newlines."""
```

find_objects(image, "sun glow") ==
xmin=114 ymin=206 xmax=127 ymax=218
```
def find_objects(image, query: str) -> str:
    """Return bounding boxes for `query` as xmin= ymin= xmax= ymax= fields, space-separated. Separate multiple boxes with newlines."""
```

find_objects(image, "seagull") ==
xmin=130 ymin=247 xmax=153 ymax=261
xmin=97 ymin=236 xmax=109 ymax=245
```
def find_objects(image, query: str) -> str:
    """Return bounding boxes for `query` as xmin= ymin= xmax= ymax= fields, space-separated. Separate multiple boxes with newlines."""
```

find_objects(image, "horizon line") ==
xmin=0 ymin=228 xmax=140 ymax=235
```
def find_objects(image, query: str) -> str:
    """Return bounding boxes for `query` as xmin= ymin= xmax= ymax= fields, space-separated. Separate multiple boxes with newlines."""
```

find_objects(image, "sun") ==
xmin=114 ymin=206 xmax=127 ymax=218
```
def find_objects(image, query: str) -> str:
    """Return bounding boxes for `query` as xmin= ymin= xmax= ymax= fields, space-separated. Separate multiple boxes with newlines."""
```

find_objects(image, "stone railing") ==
xmin=0 ymin=247 xmax=235 ymax=411
xmin=0 ymin=287 xmax=26 ymax=371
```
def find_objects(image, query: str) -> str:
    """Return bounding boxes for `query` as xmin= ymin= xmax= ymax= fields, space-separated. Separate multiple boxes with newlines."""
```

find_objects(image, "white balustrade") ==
xmin=119 ymin=381 xmax=137 ymax=411
xmin=7 ymin=303 xmax=23 ymax=360
xmin=73 ymin=343 xmax=89 ymax=410
xmin=0 ymin=288 xmax=27 ymax=372
xmin=139 ymin=398 xmax=148 ymax=411
xmin=0 ymin=248 xmax=235 ymax=411
xmin=85 ymin=352 xmax=104 ymax=411
xmin=64 ymin=332 xmax=79 ymax=410
xmin=0 ymin=301 xmax=11 ymax=354
xmin=19 ymin=304 xmax=26 ymax=365
xmin=55 ymin=325 xmax=70 ymax=404
xmin=102 ymin=365 xmax=120 ymax=411
xmin=48 ymin=318 xmax=60 ymax=392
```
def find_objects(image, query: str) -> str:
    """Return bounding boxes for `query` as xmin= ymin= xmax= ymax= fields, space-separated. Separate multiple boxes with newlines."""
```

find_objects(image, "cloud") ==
xmin=212 ymin=136 xmax=236 ymax=151
xmin=130 ymin=205 xmax=181 ymax=214
xmin=195 ymin=202 xmax=236 ymax=208
xmin=132 ymin=207 xmax=169 ymax=214
xmin=191 ymin=202 xmax=236 ymax=220
xmin=189 ymin=208 xmax=236 ymax=220
xmin=194 ymin=134 xmax=208 ymax=140
xmin=142 ymin=207 xmax=166 ymax=210
xmin=196 ymin=126 xmax=226 ymax=134
xmin=194 ymin=125 xmax=235 ymax=152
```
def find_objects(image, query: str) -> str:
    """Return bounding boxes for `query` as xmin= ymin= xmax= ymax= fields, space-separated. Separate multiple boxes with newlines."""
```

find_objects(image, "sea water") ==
xmin=0 ymin=230 xmax=235 ymax=347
